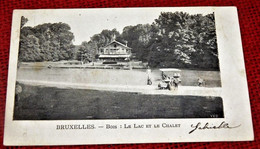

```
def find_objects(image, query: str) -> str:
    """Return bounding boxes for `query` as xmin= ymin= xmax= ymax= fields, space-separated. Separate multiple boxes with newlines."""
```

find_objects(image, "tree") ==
xmin=18 ymin=12 xmax=219 ymax=70
xmin=20 ymin=16 xmax=28 ymax=29
xmin=146 ymin=12 xmax=219 ymax=70
xmin=18 ymin=20 xmax=75 ymax=62
xmin=75 ymin=29 xmax=123 ymax=62
xmin=90 ymin=29 xmax=121 ymax=49
xmin=121 ymin=24 xmax=152 ymax=61
xmin=19 ymin=34 xmax=43 ymax=62
xmin=76 ymin=41 xmax=96 ymax=63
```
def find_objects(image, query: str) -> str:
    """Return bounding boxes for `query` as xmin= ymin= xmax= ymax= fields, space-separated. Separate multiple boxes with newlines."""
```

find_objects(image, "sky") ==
xmin=23 ymin=7 xmax=214 ymax=45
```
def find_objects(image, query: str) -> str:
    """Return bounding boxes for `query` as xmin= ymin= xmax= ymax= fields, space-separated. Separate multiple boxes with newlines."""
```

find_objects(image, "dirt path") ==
xmin=17 ymin=79 xmax=221 ymax=97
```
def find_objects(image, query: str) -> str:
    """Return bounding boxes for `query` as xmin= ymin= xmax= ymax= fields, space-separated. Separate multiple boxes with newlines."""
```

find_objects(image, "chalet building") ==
xmin=98 ymin=39 xmax=132 ymax=62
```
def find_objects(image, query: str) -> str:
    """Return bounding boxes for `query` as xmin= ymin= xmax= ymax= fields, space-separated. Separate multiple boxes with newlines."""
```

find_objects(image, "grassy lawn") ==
xmin=14 ymin=84 xmax=224 ymax=120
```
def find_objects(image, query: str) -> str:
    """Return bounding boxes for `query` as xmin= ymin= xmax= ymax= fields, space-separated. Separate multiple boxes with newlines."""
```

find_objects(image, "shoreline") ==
xmin=18 ymin=61 xmax=220 ymax=71
xmin=17 ymin=79 xmax=222 ymax=97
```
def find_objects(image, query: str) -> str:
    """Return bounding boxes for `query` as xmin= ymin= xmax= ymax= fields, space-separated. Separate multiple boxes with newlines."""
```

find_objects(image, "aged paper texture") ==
xmin=4 ymin=7 xmax=253 ymax=145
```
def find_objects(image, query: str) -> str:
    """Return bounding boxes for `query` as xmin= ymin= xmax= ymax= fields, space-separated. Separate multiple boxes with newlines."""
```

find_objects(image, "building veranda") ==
xmin=97 ymin=39 xmax=132 ymax=62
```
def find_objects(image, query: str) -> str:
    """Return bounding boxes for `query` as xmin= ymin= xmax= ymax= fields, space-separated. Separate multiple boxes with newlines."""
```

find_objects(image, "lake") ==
xmin=16 ymin=67 xmax=221 ymax=87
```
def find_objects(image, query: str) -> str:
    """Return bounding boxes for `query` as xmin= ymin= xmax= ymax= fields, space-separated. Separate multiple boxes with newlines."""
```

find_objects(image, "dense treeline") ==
xmin=148 ymin=12 xmax=219 ymax=69
xmin=19 ymin=12 xmax=219 ymax=70
xmin=18 ymin=16 xmax=75 ymax=62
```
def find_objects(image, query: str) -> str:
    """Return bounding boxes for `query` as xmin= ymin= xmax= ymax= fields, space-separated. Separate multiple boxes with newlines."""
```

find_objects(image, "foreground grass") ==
xmin=14 ymin=84 xmax=224 ymax=120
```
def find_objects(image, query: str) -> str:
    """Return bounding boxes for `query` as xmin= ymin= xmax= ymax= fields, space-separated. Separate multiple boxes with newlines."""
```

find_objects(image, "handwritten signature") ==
xmin=189 ymin=121 xmax=241 ymax=134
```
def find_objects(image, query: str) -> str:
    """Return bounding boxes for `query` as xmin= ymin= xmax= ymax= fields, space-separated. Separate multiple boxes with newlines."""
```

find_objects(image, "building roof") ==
xmin=100 ymin=40 xmax=131 ymax=49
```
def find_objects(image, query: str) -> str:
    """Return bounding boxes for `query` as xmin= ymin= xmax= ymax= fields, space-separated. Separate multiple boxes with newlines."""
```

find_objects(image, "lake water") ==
xmin=16 ymin=67 xmax=221 ymax=87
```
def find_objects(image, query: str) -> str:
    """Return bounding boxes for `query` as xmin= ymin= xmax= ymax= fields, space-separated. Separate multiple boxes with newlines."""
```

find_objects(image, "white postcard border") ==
xmin=4 ymin=7 xmax=254 ymax=145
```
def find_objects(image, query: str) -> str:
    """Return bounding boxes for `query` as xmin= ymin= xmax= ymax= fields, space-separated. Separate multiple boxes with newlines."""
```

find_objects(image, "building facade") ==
xmin=98 ymin=40 xmax=132 ymax=62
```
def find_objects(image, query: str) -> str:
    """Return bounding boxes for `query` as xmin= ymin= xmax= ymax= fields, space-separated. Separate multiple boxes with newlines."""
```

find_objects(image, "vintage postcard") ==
xmin=4 ymin=7 xmax=253 ymax=145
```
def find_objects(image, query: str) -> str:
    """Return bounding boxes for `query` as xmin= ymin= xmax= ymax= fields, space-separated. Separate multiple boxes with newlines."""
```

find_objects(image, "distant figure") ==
xmin=173 ymin=78 xmax=180 ymax=90
xmin=198 ymin=77 xmax=204 ymax=87
xmin=158 ymin=82 xmax=161 ymax=88
xmin=147 ymin=77 xmax=152 ymax=85
xmin=162 ymin=72 xmax=167 ymax=80
xmin=147 ymin=66 xmax=152 ymax=85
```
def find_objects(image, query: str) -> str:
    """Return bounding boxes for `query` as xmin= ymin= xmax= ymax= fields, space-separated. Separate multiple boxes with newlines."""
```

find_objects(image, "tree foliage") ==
xmin=78 ymin=12 xmax=219 ymax=70
xmin=121 ymin=24 xmax=152 ymax=61
xmin=19 ymin=12 xmax=219 ymax=70
xmin=76 ymin=41 xmax=96 ymax=62
xmin=147 ymin=12 xmax=219 ymax=69
xmin=18 ymin=18 xmax=75 ymax=62
xmin=90 ymin=29 xmax=121 ymax=48
xmin=76 ymin=29 xmax=124 ymax=61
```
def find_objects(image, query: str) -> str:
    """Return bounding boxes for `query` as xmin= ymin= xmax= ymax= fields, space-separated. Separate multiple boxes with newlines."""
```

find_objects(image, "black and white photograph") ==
xmin=14 ymin=8 xmax=223 ymax=120
xmin=4 ymin=7 xmax=254 ymax=145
